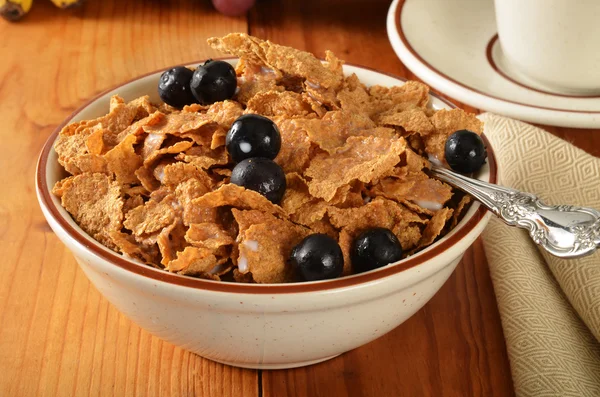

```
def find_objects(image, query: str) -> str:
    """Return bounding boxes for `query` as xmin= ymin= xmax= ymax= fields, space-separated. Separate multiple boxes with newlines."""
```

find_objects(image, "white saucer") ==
xmin=386 ymin=0 xmax=600 ymax=128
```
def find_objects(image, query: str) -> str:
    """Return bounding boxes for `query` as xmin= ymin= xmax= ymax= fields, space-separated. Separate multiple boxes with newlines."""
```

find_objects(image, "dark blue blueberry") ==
xmin=445 ymin=130 xmax=487 ymax=173
xmin=351 ymin=228 xmax=403 ymax=273
xmin=230 ymin=157 xmax=286 ymax=204
xmin=290 ymin=234 xmax=344 ymax=281
xmin=158 ymin=66 xmax=197 ymax=108
xmin=190 ymin=60 xmax=237 ymax=105
xmin=226 ymin=114 xmax=281 ymax=163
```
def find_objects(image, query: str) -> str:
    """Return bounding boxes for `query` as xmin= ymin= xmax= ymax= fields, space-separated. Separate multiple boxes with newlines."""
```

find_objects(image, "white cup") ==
xmin=494 ymin=0 xmax=600 ymax=95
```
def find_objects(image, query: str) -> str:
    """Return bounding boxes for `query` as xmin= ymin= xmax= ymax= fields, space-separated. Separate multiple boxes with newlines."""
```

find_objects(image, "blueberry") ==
xmin=158 ymin=67 xmax=197 ymax=108
xmin=290 ymin=234 xmax=344 ymax=281
xmin=351 ymin=228 xmax=403 ymax=273
xmin=190 ymin=60 xmax=237 ymax=105
xmin=230 ymin=157 xmax=286 ymax=204
xmin=445 ymin=130 xmax=487 ymax=174
xmin=226 ymin=114 xmax=281 ymax=163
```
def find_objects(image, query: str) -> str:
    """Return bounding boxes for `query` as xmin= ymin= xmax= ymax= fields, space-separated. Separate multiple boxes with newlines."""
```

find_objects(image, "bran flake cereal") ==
xmin=305 ymin=135 xmax=406 ymax=201
xmin=246 ymin=90 xmax=315 ymax=118
xmin=417 ymin=207 xmax=454 ymax=249
xmin=378 ymin=108 xmax=434 ymax=134
xmin=296 ymin=110 xmax=377 ymax=153
xmin=104 ymin=134 xmax=143 ymax=184
xmin=123 ymin=200 xmax=176 ymax=237
xmin=167 ymin=246 xmax=222 ymax=277
xmin=55 ymin=173 xmax=123 ymax=249
xmin=206 ymin=100 xmax=244 ymax=128
xmin=272 ymin=117 xmax=312 ymax=174
xmin=157 ymin=220 xmax=187 ymax=265
xmin=451 ymin=195 xmax=473 ymax=229
xmin=52 ymin=34 xmax=486 ymax=283
xmin=185 ymin=222 xmax=235 ymax=252
xmin=236 ymin=212 xmax=311 ymax=283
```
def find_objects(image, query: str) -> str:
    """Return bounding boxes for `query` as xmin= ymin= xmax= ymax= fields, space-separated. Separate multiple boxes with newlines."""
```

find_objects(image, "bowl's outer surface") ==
xmin=37 ymin=61 xmax=494 ymax=369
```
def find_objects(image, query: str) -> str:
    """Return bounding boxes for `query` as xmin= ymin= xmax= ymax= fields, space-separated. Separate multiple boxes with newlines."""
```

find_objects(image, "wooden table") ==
xmin=2 ymin=0 xmax=598 ymax=395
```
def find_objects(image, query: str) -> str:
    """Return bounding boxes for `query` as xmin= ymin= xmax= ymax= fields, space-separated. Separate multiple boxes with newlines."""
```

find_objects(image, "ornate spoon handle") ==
xmin=431 ymin=165 xmax=600 ymax=259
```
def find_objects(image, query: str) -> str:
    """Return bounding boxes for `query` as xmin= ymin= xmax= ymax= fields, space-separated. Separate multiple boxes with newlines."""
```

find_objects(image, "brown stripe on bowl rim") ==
xmin=36 ymin=59 xmax=497 ymax=294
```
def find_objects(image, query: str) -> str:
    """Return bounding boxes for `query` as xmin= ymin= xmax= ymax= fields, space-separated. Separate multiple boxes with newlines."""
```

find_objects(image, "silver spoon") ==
xmin=430 ymin=164 xmax=600 ymax=259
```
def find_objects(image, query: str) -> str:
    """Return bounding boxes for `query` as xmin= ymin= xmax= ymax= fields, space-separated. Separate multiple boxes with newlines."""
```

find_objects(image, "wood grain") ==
xmin=0 ymin=1 xmax=257 ymax=396
xmin=0 ymin=0 xmax=596 ymax=395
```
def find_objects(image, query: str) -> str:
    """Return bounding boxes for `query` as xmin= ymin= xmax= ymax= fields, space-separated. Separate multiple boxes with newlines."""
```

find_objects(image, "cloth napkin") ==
xmin=478 ymin=113 xmax=600 ymax=397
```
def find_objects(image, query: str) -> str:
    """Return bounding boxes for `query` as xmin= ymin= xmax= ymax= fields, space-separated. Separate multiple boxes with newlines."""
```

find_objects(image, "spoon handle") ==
xmin=430 ymin=164 xmax=600 ymax=259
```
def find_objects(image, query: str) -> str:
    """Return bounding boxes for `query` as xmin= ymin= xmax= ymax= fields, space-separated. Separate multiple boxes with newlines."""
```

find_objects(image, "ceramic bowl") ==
xmin=36 ymin=60 xmax=497 ymax=369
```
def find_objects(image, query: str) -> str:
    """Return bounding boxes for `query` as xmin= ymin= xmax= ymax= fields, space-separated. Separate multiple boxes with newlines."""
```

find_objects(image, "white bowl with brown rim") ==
xmin=36 ymin=60 xmax=497 ymax=369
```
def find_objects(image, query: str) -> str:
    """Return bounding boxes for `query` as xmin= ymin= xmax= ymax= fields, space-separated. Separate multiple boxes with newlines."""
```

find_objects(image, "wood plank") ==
xmin=0 ymin=1 xmax=257 ymax=396
xmin=251 ymin=0 xmax=515 ymax=395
